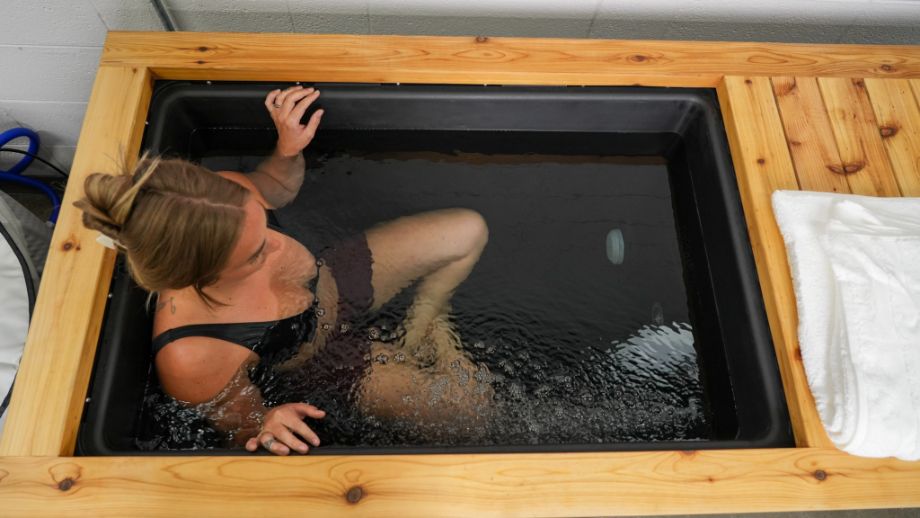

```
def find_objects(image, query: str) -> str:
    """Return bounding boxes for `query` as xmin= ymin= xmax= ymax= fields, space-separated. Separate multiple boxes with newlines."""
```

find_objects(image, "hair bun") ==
xmin=73 ymin=198 xmax=122 ymax=237
xmin=73 ymin=154 xmax=248 ymax=304
xmin=74 ymin=154 xmax=162 ymax=246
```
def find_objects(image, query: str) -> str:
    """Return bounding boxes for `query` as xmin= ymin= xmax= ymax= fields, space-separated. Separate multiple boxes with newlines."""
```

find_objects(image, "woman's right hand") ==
xmin=265 ymin=86 xmax=323 ymax=158
xmin=245 ymin=403 xmax=326 ymax=455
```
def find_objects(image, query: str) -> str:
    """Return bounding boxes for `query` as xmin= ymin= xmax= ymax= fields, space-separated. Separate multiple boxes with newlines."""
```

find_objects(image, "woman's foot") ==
xmin=359 ymin=313 xmax=494 ymax=428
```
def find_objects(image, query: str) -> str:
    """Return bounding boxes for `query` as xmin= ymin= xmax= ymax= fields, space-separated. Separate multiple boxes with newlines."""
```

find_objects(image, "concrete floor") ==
xmin=0 ymin=185 xmax=55 ymax=270
xmin=1 ymin=182 xmax=57 ymax=222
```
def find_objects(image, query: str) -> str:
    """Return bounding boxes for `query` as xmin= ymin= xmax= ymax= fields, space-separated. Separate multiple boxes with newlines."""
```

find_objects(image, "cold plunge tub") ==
xmin=76 ymin=82 xmax=793 ymax=455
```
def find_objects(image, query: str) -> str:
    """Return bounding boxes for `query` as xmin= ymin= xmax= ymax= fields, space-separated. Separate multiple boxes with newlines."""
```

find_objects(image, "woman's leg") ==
xmin=358 ymin=338 xmax=493 ymax=429
xmin=300 ymin=208 xmax=486 ymax=369
xmin=364 ymin=207 xmax=489 ymax=344
xmin=357 ymin=208 xmax=492 ymax=426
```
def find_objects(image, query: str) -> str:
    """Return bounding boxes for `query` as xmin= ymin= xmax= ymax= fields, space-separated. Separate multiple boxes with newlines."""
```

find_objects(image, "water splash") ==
xmin=136 ymin=320 xmax=707 ymax=450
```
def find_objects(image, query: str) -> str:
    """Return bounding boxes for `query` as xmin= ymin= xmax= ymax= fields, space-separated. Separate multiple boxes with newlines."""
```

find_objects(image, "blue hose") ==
xmin=0 ymin=127 xmax=61 ymax=223
xmin=0 ymin=127 xmax=40 ymax=175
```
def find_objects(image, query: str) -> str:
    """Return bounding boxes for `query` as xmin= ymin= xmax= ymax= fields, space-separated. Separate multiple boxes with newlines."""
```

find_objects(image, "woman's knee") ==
xmin=444 ymin=208 xmax=489 ymax=260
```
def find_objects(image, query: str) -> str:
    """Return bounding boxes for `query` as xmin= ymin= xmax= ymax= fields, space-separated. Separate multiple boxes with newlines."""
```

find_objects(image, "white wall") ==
xmin=1 ymin=0 xmax=918 ymax=177
xmin=0 ymin=0 xmax=162 ymax=176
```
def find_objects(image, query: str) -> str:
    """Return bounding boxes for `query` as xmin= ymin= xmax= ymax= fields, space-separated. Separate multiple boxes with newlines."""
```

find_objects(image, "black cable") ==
xmin=151 ymin=0 xmax=177 ymax=31
xmin=0 ymin=147 xmax=69 ymax=179
xmin=0 ymin=378 xmax=12 ymax=417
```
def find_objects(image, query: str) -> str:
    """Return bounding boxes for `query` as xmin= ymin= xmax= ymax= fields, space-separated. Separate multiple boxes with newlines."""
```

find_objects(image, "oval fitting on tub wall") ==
xmin=606 ymin=228 xmax=624 ymax=265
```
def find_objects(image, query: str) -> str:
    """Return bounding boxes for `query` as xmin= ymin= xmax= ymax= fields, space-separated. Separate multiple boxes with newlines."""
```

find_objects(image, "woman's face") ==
xmin=217 ymin=197 xmax=280 ymax=283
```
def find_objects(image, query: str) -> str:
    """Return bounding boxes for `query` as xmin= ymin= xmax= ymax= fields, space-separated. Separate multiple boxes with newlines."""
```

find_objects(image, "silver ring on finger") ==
xmin=264 ymin=438 xmax=275 ymax=450
xmin=273 ymin=103 xmax=282 ymax=108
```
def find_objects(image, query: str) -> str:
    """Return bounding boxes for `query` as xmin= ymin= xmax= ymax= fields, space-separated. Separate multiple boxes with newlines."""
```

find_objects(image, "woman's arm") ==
xmin=246 ymin=150 xmax=306 ymax=209
xmin=246 ymin=86 xmax=324 ymax=208
xmin=197 ymin=363 xmax=325 ymax=455
xmin=157 ymin=342 xmax=325 ymax=455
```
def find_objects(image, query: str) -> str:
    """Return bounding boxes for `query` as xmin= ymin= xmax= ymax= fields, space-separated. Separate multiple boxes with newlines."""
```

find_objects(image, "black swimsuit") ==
xmin=149 ymin=226 xmax=376 ymax=409
xmin=151 ymin=299 xmax=319 ymax=365
xmin=150 ymin=277 xmax=320 ymax=369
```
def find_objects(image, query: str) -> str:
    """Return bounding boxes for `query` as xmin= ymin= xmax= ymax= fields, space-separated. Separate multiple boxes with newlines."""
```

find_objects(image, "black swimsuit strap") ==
xmin=150 ymin=320 xmax=278 ymax=356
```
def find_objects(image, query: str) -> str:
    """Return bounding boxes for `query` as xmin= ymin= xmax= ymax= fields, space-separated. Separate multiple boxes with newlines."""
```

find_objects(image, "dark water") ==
xmin=136 ymin=131 xmax=710 ymax=451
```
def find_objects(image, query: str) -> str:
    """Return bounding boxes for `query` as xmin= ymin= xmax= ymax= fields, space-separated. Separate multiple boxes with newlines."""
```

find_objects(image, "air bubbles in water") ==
xmin=137 ymin=319 xmax=706 ymax=451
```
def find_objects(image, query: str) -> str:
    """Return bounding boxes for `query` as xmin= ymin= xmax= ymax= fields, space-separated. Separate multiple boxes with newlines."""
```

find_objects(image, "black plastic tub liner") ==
xmin=76 ymin=82 xmax=793 ymax=455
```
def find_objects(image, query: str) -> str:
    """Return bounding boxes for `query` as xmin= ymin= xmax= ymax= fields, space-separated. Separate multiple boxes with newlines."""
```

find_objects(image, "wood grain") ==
xmin=911 ymin=80 xmax=920 ymax=107
xmin=863 ymin=78 xmax=920 ymax=196
xmin=99 ymin=32 xmax=920 ymax=87
xmin=717 ymin=76 xmax=832 ymax=449
xmin=818 ymin=77 xmax=901 ymax=196
xmin=771 ymin=76 xmax=850 ymax=193
xmin=0 ymin=449 xmax=919 ymax=517
xmin=0 ymin=66 xmax=153 ymax=456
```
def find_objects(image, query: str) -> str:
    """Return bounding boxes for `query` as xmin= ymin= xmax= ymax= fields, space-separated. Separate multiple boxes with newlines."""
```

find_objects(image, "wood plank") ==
xmin=0 ymin=66 xmax=153 ymax=456
xmin=818 ymin=77 xmax=901 ymax=196
xmin=863 ymin=78 xmax=920 ymax=196
xmin=717 ymin=76 xmax=832 ymax=449
xmin=771 ymin=77 xmax=850 ymax=193
xmin=99 ymin=32 xmax=920 ymax=87
xmin=1 ymin=450 xmax=919 ymax=517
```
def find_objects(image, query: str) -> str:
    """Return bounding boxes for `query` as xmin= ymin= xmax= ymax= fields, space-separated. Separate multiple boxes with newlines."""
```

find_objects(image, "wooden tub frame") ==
xmin=1 ymin=32 xmax=920 ymax=516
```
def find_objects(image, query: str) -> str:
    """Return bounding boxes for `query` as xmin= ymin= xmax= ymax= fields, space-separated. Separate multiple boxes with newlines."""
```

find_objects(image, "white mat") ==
xmin=0 ymin=191 xmax=50 ymax=439
xmin=772 ymin=190 xmax=920 ymax=460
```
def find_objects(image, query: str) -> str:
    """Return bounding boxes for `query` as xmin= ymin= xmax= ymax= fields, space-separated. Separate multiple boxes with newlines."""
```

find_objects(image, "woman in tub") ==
xmin=75 ymin=86 xmax=490 ymax=455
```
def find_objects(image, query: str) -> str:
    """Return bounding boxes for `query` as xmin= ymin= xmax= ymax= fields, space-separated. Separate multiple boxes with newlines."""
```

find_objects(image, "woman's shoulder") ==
xmin=151 ymin=288 xmax=214 ymax=336
xmin=151 ymin=288 xmax=260 ymax=404
xmin=155 ymin=334 xmax=256 ymax=405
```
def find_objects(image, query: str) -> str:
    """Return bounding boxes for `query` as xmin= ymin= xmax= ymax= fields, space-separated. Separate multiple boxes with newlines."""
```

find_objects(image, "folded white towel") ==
xmin=772 ymin=190 xmax=920 ymax=460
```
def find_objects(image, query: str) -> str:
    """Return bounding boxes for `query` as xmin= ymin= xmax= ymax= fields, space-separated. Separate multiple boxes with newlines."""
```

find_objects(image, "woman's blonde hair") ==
xmin=74 ymin=155 xmax=251 ymax=307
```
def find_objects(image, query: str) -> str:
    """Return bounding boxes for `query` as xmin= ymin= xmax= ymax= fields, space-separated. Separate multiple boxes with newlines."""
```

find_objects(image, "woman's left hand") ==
xmin=244 ymin=402 xmax=325 ymax=455
xmin=265 ymin=85 xmax=324 ymax=158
